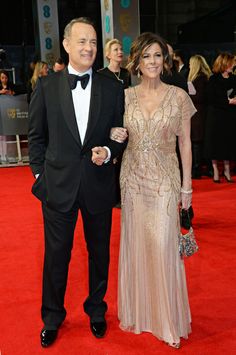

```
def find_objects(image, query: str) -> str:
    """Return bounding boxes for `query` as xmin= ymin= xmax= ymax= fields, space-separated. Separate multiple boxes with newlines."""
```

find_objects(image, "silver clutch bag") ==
xmin=179 ymin=227 xmax=199 ymax=258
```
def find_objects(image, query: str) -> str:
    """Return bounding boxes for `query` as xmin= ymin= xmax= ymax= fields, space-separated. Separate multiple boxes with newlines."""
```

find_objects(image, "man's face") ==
xmin=53 ymin=62 xmax=65 ymax=72
xmin=63 ymin=22 xmax=97 ymax=72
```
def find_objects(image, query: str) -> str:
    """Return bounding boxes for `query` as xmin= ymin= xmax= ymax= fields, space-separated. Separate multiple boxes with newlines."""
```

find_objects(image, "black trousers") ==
xmin=41 ymin=187 xmax=112 ymax=329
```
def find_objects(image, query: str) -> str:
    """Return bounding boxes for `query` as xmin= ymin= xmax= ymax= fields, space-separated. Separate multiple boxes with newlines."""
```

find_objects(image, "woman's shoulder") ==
xmin=125 ymin=85 xmax=135 ymax=93
xmin=194 ymin=73 xmax=208 ymax=83
xmin=124 ymin=86 xmax=136 ymax=103
xmin=171 ymin=85 xmax=195 ymax=110
xmin=169 ymin=84 xmax=188 ymax=99
xmin=208 ymin=73 xmax=220 ymax=83
xmin=97 ymin=67 xmax=113 ymax=79
xmin=97 ymin=67 xmax=109 ymax=74
xmin=120 ymin=67 xmax=129 ymax=74
xmin=96 ymin=69 xmax=123 ymax=88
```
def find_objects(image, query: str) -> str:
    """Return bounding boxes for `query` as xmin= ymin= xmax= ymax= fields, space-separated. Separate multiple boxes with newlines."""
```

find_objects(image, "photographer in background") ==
xmin=0 ymin=70 xmax=15 ymax=95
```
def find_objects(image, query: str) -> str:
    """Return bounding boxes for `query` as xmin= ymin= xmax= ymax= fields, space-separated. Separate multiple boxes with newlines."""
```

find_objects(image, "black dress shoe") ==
xmin=213 ymin=179 xmax=221 ymax=183
xmin=90 ymin=320 xmax=107 ymax=338
xmin=41 ymin=329 xmax=58 ymax=347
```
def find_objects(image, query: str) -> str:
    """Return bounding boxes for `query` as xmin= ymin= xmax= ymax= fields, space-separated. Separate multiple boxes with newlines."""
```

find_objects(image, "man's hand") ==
xmin=91 ymin=146 xmax=108 ymax=166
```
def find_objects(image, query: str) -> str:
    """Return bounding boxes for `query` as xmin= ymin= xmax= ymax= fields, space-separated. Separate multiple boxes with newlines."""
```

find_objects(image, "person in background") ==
xmin=188 ymin=55 xmax=212 ymax=179
xmin=0 ymin=69 xmax=15 ymax=163
xmin=99 ymin=39 xmax=131 ymax=207
xmin=27 ymin=61 xmax=49 ymax=103
xmin=0 ymin=69 xmax=15 ymax=95
xmin=52 ymin=57 xmax=66 ymax=72
xmin=205 ymin=52 xmax=236 ymax=182
xmin=28 ymin=17 xmax=127 ymax=348
xmin=98 ymin=38 xmax=130 ymax=89
xmin=27 ymin=54 xmax=40 ymax=81
xmin=31 ymin=61 xmax=49 ymax=90
xmin=109 ymin=32 xmax=196 ymax=349
xmin=173 ymin=49 xmax=189 ymax=79
xmin=161 ymin=43 xmax=188 ymax=91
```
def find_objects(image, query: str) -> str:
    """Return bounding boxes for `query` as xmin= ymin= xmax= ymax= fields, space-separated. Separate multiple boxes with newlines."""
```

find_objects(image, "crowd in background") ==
xmin=0 ymin=38 xmax=236 ymax=181
xmin=172 ymin=50 xmax=236 ymax=182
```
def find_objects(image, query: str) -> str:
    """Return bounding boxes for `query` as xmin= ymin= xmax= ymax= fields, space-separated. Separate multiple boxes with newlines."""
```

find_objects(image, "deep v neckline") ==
xmin=133 ymin=85 xmax=171 ymax=121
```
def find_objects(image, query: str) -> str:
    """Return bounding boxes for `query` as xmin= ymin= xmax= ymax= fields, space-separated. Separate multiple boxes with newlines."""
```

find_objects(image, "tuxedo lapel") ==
xmin=60 ymin=70 xmax=82 ymax=146
xmin=83 ymin=72 xmax=101 ymax=147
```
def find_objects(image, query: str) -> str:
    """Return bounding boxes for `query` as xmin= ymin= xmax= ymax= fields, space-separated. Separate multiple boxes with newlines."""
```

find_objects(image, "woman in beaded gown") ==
xmin=111 ymin=33 xmax=196 ymax=349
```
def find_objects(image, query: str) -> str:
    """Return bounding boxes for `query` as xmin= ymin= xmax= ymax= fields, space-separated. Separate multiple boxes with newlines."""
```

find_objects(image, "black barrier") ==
xmin=0 ymin=94 xmax=28 ymax=135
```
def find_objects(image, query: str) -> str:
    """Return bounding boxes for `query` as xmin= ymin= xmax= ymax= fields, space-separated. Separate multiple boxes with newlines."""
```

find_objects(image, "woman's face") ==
xmin=108 ymin=43 xmax=123 ymax=63
xmin=40 ymin=64 xmax=49 ymax=77
xmin=0 ymin=73 xmax=8 ymax=85
xmin=139 ymin=42 xmax=164 ymax=79
xmin=225 ymin=62 xmax=234 ymax=74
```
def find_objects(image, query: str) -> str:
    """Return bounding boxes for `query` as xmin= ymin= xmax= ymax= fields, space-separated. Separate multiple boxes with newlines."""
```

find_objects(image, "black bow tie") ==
xmin=68 ymin=73 xmax=90 ymax=90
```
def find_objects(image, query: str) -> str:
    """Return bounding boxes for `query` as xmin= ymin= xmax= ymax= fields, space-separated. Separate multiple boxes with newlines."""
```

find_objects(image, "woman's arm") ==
xmin=178 ymin=113 xmax=192 ymax=209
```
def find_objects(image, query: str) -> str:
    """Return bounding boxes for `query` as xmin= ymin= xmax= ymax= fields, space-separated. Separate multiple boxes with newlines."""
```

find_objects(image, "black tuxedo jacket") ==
xmin=179 ymin=65 xmax=189 ymax=79
xmin=28 ymin=69 xmax=126 ymax=213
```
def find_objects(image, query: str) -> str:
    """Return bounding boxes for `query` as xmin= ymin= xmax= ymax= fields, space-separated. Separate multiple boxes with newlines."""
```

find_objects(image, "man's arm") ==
xmin=91 ymin=82 xmax=127 ymax=165
xmin=28 ymin=78 xmax=48 ymax=176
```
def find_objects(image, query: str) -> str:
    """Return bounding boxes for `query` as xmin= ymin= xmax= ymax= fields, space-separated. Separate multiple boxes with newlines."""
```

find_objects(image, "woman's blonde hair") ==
xmin=212 ymin=52 xmax=235 ymax=74
xmin=188 ymin=55 xmax=212 ymax=82
xmin=126 ymin=32 xmax=171 ymax=76
xmin=104 ymin=39 xmax=122 ymax=60
xmin=31 ymin=61 xmax=48 ymax=89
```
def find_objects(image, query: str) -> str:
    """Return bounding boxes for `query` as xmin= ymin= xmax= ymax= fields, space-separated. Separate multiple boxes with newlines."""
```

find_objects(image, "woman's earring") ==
xmin=136 ymin=65 xmax=140 ymax=78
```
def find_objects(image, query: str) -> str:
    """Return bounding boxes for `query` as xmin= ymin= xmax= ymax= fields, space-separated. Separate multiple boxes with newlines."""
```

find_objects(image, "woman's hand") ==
xmin=0 ymin=88 xmax=13 ymax=95
xmin=0 ymin=88 xmax=8 ymax=94
xmin=110 ymin=127 xmax=128 ymax=143
xmin=180 ymin=188 xmax=192 ymax=210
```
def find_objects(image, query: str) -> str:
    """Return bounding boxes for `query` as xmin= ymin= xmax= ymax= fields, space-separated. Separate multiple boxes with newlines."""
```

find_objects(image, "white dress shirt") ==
xmin=178 ymin=63 xmax=184 ymax=72
xmin=68 ymin=63 xmax=111 ymax=162
xmin=68 ymin=64 xmax=92 ymax=144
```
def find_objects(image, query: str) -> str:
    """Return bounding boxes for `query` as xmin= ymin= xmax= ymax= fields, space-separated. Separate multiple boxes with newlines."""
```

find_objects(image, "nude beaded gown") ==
xmin=118 ymin=85 xmax=196 ymax=346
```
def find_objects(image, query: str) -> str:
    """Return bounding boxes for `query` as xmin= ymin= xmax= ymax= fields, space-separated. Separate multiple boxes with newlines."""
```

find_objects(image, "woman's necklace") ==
xmin=112 ymin=70 xmax=124 ymax=84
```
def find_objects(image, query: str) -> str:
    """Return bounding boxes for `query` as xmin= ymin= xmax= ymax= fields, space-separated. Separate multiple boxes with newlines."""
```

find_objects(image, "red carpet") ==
xmin=0 ymin=166 xmax=236 ymax=354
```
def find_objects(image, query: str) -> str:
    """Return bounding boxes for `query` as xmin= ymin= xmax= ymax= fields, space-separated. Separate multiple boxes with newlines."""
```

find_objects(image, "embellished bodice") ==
xmin=120 ymin=85 xmax=196 ymax=197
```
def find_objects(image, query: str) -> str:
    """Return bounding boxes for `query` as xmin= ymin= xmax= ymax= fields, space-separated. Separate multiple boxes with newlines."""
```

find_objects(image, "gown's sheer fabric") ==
xmin=118 ymin=85 xmax=196 ymax=346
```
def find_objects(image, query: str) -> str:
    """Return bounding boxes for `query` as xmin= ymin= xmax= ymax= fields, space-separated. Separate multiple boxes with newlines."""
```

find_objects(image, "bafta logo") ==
xmin=120 ymin=13 xmax=131 ymax=33
xmin=45 ymin=53 xmax=55 ymax=67
xmin=44 ymin=22 xmax=52 ymax=34
xmin=7 ymin=108 xmax=16 ymax=119
xmin=104 ymin=0 xmax=109 ymax=11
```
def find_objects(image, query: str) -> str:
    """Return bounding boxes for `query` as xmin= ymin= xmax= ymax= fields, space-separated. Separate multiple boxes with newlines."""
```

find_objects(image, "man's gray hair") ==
xmin=64 ymin=17 xmax=96 ymax=39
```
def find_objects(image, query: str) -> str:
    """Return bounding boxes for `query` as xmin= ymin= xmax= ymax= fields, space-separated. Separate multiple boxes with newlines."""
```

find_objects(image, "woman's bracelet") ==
xmin=181 ymin=187 xmax=193 ymax=194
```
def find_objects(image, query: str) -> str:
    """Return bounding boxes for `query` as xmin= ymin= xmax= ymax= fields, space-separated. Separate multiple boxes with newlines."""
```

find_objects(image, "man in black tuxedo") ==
xmin=161 ymin=44 xmax=188 ymax=92
xmin=28 ymin=17 xmax=127 ymax=347
xmin=173 ymin=49 xmax=189 ymax=79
